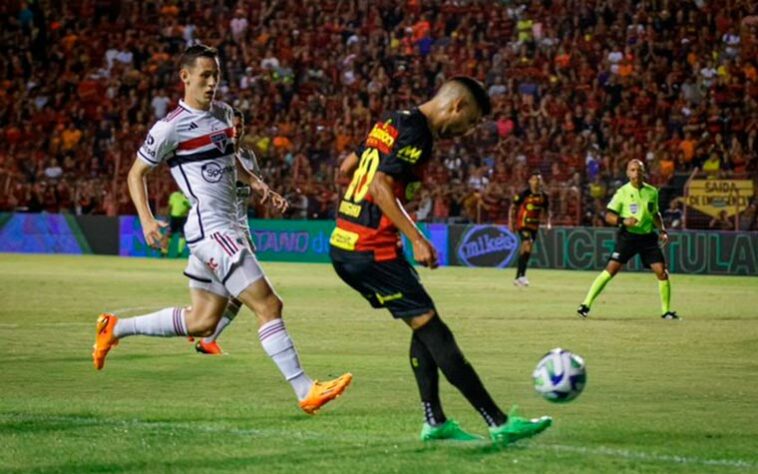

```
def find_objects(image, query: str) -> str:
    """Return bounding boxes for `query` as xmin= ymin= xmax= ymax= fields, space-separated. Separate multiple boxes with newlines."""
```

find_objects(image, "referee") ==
xmin=577 ymin=159 xmax=679 ymax=320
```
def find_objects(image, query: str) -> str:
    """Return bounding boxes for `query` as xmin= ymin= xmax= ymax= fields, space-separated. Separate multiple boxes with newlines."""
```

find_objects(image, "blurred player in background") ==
xmin=509 ymin=170 xmax=550 ymax=287
xmin=92 ymin=44 xmax=352 ymax=414
xmin=193 ymin=107 xmax=261 ymax=355
xmin=577 ymin=159 xmax=678 ymax=320
xmin=162 ymin=189 xmax=190 ymax=257
xmin=331 ymin=77 xmax=552 ymax=444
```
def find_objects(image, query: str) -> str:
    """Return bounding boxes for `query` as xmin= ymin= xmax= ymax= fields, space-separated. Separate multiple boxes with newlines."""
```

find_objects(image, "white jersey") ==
xmin=138 ymin=99 xmax=238 ymax=245
xmin=235 ymin=147 xmax=260 ymax=236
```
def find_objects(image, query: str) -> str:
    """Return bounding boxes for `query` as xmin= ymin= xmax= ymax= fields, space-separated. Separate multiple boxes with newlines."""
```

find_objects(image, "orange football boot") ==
xmin=299 ymin=373 xmax=353 ymax=415
xmin=92 ymin=313 xmax=119 ymax=370
xmin=195 ymin=340 xmax=223 ymax=355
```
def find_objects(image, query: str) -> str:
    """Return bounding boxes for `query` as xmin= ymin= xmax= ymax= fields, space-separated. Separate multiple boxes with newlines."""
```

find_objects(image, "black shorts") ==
xmin=517 ymin=228 xmax=538 ymax=242
xmin=610 ymin=229 xmax=665 ymax=267
xmin=330 ymin=247 xmax=436 ymax=319
xmin=169 ymin=216 xmax=187 ymax=235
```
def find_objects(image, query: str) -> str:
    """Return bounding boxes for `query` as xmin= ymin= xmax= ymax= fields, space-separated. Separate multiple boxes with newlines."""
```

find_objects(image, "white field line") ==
xmin=1 ymin=415 xmax=754 ymax=469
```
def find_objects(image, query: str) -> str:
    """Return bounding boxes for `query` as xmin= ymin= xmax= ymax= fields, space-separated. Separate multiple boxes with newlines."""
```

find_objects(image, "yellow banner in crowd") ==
xmin=686 ymin=180 xmax=754 ymax=218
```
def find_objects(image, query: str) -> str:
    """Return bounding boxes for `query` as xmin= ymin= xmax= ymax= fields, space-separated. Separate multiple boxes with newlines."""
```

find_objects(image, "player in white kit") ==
xmin=193 ymin=107 xmax=259 ymax=355
xmin=92 ymin=44 xmax=352 ymax=414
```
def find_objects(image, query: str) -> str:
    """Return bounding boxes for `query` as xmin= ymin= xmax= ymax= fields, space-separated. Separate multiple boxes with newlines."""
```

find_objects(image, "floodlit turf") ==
xmin=1 ymin=254 xmax=757 ymax=473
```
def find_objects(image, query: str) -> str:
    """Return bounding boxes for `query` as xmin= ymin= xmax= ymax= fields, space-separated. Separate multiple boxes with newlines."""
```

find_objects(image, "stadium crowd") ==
xmin=0 ymin=0 xmax=757 ymax=229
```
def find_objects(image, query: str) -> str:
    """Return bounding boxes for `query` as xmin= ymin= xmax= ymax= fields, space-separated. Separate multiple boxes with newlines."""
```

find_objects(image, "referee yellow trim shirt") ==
xmin=606 ymin=182 xmax=659 ymax=234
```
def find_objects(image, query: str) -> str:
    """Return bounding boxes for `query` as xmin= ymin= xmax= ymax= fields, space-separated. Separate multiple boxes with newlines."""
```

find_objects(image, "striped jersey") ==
xmin=138 ymin=99 xmax=237 ymax=245
xmin=330 ymin=109 xmax=433 ymax=261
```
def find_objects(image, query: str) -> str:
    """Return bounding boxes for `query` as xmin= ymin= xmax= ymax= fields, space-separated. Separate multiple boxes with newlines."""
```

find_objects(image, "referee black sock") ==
xmin=410 ymin=333 xmax=446 ymax=426
xmin=516 ymin=251 xmax=530 ymax=278
xmin=414 ymin=316 xmax=507 ymax=427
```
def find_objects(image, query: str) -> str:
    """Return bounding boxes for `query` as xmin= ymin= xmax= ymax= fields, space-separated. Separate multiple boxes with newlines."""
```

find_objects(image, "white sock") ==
xmin=258 ymin=318 xmax=313 ymax=400
xmin=203 ymin=300 xmax=241 ymax=343
xmin=113 ymin=307 xmax=187 ymax=339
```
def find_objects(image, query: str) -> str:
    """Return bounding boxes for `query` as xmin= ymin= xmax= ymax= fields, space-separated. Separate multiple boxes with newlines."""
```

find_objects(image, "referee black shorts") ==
xmin=609 ymin=229 xmax=665 ymax=267
xmin=330 ymin=246 xmax=436 ymax=319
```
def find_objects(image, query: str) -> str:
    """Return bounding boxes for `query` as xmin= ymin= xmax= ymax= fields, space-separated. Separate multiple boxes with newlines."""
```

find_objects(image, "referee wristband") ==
xmin=618 ymin=218 xmax=625 ymax=228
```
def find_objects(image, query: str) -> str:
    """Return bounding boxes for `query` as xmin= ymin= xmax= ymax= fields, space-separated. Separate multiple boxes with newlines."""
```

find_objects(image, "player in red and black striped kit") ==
xmin=330 ymin=77 xmax=552 ymax=444
xmin=509 ymin=171 xmax=551 ymax=287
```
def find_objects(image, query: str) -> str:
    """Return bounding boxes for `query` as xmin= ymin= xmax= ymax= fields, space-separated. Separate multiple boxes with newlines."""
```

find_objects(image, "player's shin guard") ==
xmin=582 ymin=270 xmax=613 ymax=308
xmin=410 ymin=333 xmax=447 ymax=426
xmin=658 ymin=278 xmax=671 ymax=314
xmin=113 ymin=307 xmax=187 ymax=338
xmin=258 ymin=318 xmax=314 ymax=400
xmin=414 ymin=316 xmax=506 ymax=427
xmin=203 ymin=299 xmax=241 ymax=343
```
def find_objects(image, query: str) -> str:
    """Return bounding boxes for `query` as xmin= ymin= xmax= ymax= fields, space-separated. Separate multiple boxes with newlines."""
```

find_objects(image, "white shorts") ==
xmin=183 ymin=230 xmax=265 ymax=298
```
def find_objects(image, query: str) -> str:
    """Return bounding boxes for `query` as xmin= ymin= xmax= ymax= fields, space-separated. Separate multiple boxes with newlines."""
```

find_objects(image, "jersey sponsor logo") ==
xmin=210 ymin=131 xmax=229 ymax=152
xmin=365 ymin=120 xmax=399 ymax=154
xmin=338 ymin=199 xmax=362 ymax=218
xmin=396 ymin=145 xmax=422 ymax=163
xmin=140 ymin=134 xmax=157 ymax=158
xmin=456 ymin=225 xmax=519 ymax=268
xmin=201 ymin=162 xmax=233 ymax=183
xmin=329 ymin=227 xmax=360 ymax=251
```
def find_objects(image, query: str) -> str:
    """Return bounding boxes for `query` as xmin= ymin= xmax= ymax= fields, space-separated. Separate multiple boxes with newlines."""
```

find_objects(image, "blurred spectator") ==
xmin=0 ymin=0 xmax=755 ymax=228
xmin=709 ymin=210 xmax=734 ymax=230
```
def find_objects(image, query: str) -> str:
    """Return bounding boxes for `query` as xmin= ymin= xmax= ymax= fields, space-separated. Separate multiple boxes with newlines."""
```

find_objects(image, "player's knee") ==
xmin=251 ymin=293 xmax=283 ymax=321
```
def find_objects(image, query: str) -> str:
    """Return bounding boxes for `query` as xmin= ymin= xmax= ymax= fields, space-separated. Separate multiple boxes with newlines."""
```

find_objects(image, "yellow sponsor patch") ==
xmin=376 ymin=292 xmax=403 ymax=304
xmin=396 ymin=145 xmax=422 ymax=163
xmin=330 ymin=227 xmax=360 ymax=251
xmin=338 ymin=200 xmax=362 ymax=217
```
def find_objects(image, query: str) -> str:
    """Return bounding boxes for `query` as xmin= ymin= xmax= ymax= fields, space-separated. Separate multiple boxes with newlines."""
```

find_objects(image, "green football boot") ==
xmin=489 ymin=406 xmax=553 ymax=445
xmin=420 ymin=419 xmax=482 ymax=442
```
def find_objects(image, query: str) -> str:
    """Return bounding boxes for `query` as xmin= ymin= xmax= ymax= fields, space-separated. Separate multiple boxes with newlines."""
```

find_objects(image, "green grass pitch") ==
xmin=1 ymin=254 xmax=757 ymax=473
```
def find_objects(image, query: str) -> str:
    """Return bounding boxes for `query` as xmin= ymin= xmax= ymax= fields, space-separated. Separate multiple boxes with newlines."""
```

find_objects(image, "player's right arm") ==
xmin=368 ymin=172 xmax=438 ymax=269
xmin=509 ymin=190 xmax=526 ymax=231
xmin=128 ymin=159 xmax=166 ymax=248
xmin=130 ymin=119 xmax=176 ymax=247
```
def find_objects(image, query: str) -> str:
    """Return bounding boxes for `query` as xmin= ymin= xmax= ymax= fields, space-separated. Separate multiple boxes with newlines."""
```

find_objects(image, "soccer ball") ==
xmin=533 ymin=348 xmax=586 ymax=403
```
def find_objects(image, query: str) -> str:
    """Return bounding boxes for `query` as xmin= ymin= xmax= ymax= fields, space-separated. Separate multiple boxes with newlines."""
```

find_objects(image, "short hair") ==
xmin=531 ymin=169 xmax=542 ymax=177
xmin=450 ymin=76 xmax=492 ymax=116
xmin=232 ymin=107 xmax=244 ymax=120
xmin=179 ymin=44 xmax=219 ymax=70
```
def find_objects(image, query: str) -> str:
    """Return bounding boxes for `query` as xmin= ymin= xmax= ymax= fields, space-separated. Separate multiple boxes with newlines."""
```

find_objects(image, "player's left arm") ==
xmin=234 ymin=155 xmax=288 ymax=213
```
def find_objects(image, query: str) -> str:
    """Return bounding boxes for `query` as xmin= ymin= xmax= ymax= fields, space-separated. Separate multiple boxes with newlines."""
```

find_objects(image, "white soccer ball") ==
xmin=533 ymin=348 xmax=587 ymax=403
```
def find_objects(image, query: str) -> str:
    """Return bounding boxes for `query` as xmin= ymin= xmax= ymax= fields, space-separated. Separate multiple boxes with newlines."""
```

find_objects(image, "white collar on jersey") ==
xmin=179 ymin=99 xmax=210 ymax=114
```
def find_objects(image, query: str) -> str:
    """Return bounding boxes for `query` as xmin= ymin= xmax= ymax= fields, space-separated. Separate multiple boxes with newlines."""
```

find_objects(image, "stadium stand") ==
xmin=0 ymin=0 xmax=756 ymax=229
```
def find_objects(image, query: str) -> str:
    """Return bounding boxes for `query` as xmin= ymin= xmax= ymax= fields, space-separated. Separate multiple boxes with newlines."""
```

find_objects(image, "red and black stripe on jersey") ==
xmin=514 ymin=189 xmax=549 ymax=231
xmin=332 ymin=109 xmax=433 ymax=261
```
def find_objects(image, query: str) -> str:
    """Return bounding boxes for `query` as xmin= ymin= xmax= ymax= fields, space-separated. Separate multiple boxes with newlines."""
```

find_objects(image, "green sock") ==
xmin=658 ymin=279 xmax=671 ymax=314
xmin=178 ymin=237 xmax=187 ymax=255
xmin=582 ymin=270 xmax=613 ymax=308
